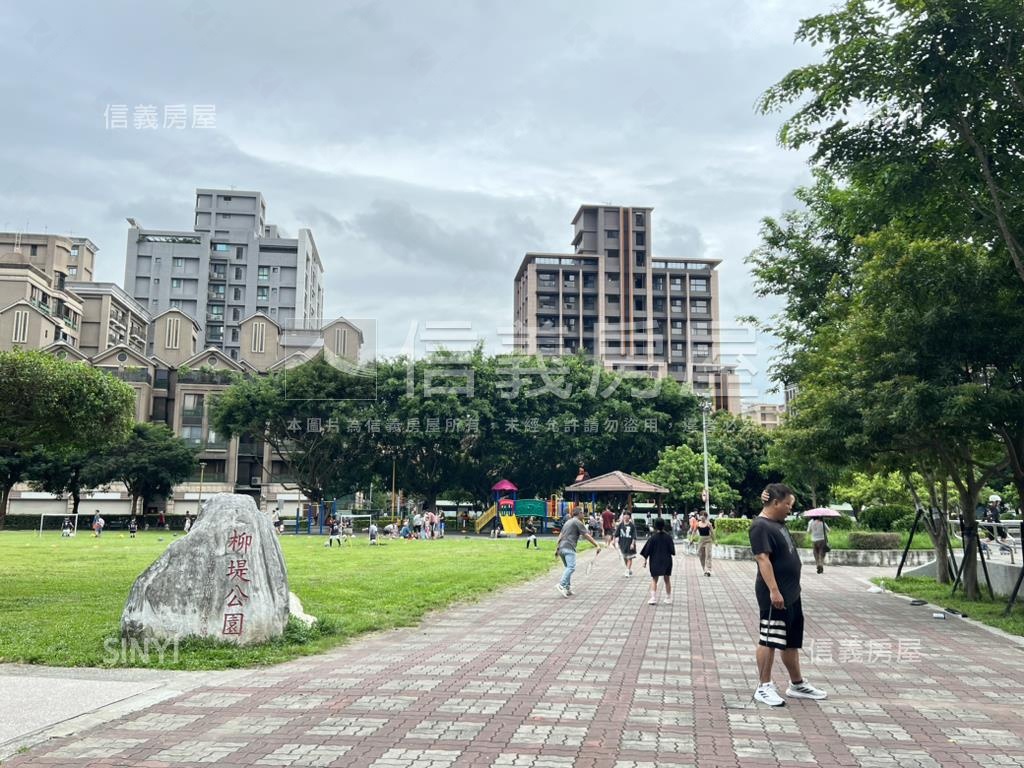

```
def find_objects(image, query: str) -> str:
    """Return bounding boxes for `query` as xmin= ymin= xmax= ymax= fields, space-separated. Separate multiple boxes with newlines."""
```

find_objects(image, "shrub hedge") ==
xmin=714 ymin=517 xmax=752 ymax=535
xmin=858 ymin=505 xmax=908 ymax=532
xmin=847 ymin=531 xmax=903 ymax=549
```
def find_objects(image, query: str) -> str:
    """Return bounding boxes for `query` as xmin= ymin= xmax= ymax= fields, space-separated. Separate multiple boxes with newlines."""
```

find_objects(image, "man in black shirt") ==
xmin=749 ymin=483 xmax=827 ymax=707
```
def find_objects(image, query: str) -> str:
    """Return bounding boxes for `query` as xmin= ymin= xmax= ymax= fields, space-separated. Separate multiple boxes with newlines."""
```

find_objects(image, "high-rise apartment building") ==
xmin=124 ymin=188 xmax=325 ymax=360
xmin=514 ymin=205 xmax=739 ymax=411
xmin=0 ymin=233 xmax=97 ymax=350
xmin=742 ymin=402 xmax=786 ymax=430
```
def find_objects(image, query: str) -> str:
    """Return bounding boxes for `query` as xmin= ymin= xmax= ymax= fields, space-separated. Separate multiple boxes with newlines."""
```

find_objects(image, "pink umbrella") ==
xmin=803 ymin=507 xmax=842 ymax=518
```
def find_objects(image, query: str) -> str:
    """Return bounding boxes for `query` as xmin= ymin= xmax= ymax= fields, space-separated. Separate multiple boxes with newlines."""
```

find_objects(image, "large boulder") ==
xmin=121 ymin=493 xmax=289 ymax=645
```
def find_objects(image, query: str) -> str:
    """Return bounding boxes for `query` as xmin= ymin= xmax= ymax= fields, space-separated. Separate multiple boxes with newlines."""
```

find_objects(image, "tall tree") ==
xmin=96 ymin=424 xmax=198 ymax=516
xmin=643 ymin=445 xmax=739 ymax=513
xmin=760 ymin=0 xmax=1024 ymax=286
xmin=0 ymin=350 xmax=135 ymax=526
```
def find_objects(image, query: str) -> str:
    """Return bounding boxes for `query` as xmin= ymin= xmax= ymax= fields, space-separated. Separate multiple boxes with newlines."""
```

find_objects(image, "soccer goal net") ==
xmin=38 ymin=512 xmax=80 ymax=537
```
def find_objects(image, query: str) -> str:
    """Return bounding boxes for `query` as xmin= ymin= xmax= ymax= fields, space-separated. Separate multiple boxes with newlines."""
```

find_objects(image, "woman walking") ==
xmin=695 ymin=511 xmax=715 ymax=576
xmin=640 ymin=518 xmax=676 ymax=604
xmin=807 ymin=516 xmax=830 ymax=574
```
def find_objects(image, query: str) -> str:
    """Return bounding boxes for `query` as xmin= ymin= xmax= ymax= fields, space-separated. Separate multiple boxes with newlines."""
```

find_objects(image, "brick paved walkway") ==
xmin=6 ymin=547 xmax=1024 ymax=768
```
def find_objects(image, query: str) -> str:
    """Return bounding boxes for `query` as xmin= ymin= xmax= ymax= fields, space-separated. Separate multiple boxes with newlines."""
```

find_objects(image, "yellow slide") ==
xmin=475 ymin=504 xmax=497 ymax=534
xmin=500 ymin=514 xmax=522 ymax=535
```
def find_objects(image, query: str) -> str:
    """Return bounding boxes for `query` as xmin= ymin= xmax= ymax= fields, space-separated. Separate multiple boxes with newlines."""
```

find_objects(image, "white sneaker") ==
xmin=648 ymin=594 xmax=657 ymax=605
xmin=662 ymin=597 xmax=673 ymax=605
xmin=786 ymin=681 xmax=827 ymax=700
xmin=556 ymin=584 xmax=569 ymax=598
xmin=754 ymin=683 xmax=786 ymax=707
xmin=627 ymin=569 xmax=633 ymax=577
xmin=566 ymin=586 xmax=574 ymax=596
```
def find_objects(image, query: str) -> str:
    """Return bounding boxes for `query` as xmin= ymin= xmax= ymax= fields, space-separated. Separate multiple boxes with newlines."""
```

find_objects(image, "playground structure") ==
xmin=473 ymin=479 xmax=596 ymax=535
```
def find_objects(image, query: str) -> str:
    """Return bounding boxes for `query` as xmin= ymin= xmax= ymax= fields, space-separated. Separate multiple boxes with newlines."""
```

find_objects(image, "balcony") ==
xmin=181 ymin=406 xmax=204 ymax=424
xmin=237 ymin=441 xmax=262 ymax=455
xmin=209 ymin=270 xmax=227 ymax=281
xmin=208 ymin=289 xmax=226 ymax=300
xmin=30 ymin=298 xmax=52 ymax=315
xmin=204 ymin=437 xmax=229 ymax=451
xmin=206 ymin=311 xmax=225 ymax=322
xmin=178 ymin=369 xmax=236 ymax=385
xmin=113 ymin=368 xmax=152 ymax=384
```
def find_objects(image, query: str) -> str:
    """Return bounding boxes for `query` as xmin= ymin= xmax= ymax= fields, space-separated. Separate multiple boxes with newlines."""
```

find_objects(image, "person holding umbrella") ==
xmin=805 ymin=511 xmax=832 ymax=574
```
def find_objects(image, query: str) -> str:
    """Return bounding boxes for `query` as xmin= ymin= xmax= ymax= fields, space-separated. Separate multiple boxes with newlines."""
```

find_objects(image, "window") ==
xmin=171 ymin=278 xmax=182 ymax=290
xmin=692 ymin=299 xmax=710 ymax=314
xmin=335 ymin=328 xmax=348 ymax=356
xmin=230 ymin=328 xmax=239 ymax=342
xmin=694 ymin=343 xmax=711 ymax=358
xmin=257 ymin=286 xmax=269 ymax=301
xmin=670 ymin=277 xmax=683 ymax=290
xmin=70 ymin=246 xmax=79 ymax=258
xmin=258 ymin=267 xmax=269 ymax=282
xmin=180 ymin=426 xmax=203 ymax=446
xmin=605 ymin=229 xmax=619 ymax=239
xmin=672 ymin=342 xmax=685 ymax=353
xmin=692 ymin=321 xmax=711 ymax=336
xmin=213 ymin=243 xmax=229 ymax=252
xmin=634 ymin=296 xmax=646 ymax=311
xmin=165 ymin=317 xmax=180 ymax=349
xmin=653 ymin=298 xmax=666 ymax=312
xmin=210 ymin=305 xmax=224 ymax=317
xmin=234 ymin=267 xmax=243 ymax=279
xmin=635 ymin=251 xmax=646 ymax=267
xmin=231 ymin=308 xmax=241 ymax=321
xmin=690 ymin=277 xmax=709 ymax=292
xmin=233 ymin=287 xmax=242 ymax=301
xmin=635 ymin=232 xmax=646 ymax=246
xmin=12 ymin=310 xmax=29 ymax=343
xmin=583 ymin=296 xmax=596 ymax=311
xmin=563 ymin=296 xmax=577 ymax=310
xmin=634 ymin=275 xmax=645 ymax=290
xmin=68 ymin=265 xmax=77 ymax=276
xmin=671 ymin=299 xmax=684 ymax=313
xmin=634 ymin=212 xmax=644 ymax=227
xmin=210 ymin=284 xmax=225 ymax=296
xmin=251 ymin=321 xmax=266 ymax=353
xmin=170 ymin=299 xmax=183 ymax=309
xmin=605 ymin=249 xmax=620 ymax=259
xmin=583 ymin=273 xmax=596 ymax=289
xmin=30 ymin=244 xmax=38 ymax=256
xmin=235 ymin=246 xmax=244 ymax=260
xmin=173 ymin=257 xmax=185 ymax=269
xmin=607 ymin=294 xmax=620 ymax=304
xmin=671 ymin=320 xmax=684 ymax=331
xmin=606 ymin=272 xmax=619 ymax=283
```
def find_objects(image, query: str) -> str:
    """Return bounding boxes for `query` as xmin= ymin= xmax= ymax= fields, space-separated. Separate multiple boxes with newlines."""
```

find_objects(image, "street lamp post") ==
xmin=700 ymin=400 xmax=711 ymax=519
xmin=198 ymin=461 xmax=207 ymax=517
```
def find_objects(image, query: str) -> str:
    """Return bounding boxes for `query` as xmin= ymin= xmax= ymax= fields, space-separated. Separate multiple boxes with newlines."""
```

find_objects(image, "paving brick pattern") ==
xmin=7 ymin=549 xmax=1024 ymax=767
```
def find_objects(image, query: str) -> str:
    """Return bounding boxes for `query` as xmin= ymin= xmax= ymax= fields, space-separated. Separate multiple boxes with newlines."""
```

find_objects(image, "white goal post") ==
xmin=38 ymin=512 xmax=80 ymax=537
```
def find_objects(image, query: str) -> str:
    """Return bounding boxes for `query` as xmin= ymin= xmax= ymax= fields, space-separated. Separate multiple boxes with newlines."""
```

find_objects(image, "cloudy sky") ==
xmin=0 ymin=0 xmax=826 ymax=403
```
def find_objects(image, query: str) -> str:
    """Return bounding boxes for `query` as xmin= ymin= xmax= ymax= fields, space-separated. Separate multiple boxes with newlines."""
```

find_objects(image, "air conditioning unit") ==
xmin=251 ymin=476 xmax=262 ymax=486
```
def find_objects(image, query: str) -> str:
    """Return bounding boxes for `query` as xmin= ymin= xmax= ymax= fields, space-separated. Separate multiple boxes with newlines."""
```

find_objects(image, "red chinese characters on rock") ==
xmin=222 ymin=528 xmax=253 ymax=636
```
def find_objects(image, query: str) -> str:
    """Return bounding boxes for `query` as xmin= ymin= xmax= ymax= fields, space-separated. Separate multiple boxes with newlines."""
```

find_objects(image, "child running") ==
xmin=369 ymin=521 xmax=379 ymax=545
xmin=615 ymin=511 xmax=638 ymax=577
xmin=640 ymin=517 xmax=676 ymax=604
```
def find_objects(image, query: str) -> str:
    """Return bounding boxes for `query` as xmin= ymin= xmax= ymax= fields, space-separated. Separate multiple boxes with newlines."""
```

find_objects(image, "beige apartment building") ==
xmin=742 ymin=402 xmax=787 ymax=430
xmin=514 ymin=205 xmax=740 ymax=411
xmin=7 ymin=308 xmax=364 ymax=522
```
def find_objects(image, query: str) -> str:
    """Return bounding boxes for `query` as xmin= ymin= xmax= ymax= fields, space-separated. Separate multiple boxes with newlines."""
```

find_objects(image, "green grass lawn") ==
xmin=873 ymin=575 xmax=1024 ymax=637
xmin=0 ymin=531 xmax=559 ymax=670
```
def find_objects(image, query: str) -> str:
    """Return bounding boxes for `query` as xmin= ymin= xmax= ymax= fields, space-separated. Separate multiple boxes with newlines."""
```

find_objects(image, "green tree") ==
xmin=643 ymin=445 xmax=739 ymax=513
xmin=687 ymin=410 xmax=777 ymax=513
xmin=211 ymin=355 xmax=378 ymax=503
xmin=760 ymin=0 xmax=1024 ymax=286
xmin=96 ymin=424 xmax=197 ymax=515
xmin=0 ymin=350 xmax=135 ymax=526
xmin=27 ymin=447 xmax=111 ymax=519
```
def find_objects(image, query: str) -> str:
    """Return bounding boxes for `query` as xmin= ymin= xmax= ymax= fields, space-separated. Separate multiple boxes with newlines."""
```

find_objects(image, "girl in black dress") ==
xmin=640 ymin=517 xmax=676 ymax=605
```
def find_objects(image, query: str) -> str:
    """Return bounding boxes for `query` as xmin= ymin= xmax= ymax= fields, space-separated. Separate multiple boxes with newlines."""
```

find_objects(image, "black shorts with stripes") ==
xmin=757 ymin=598 xmax=804 ymax=650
